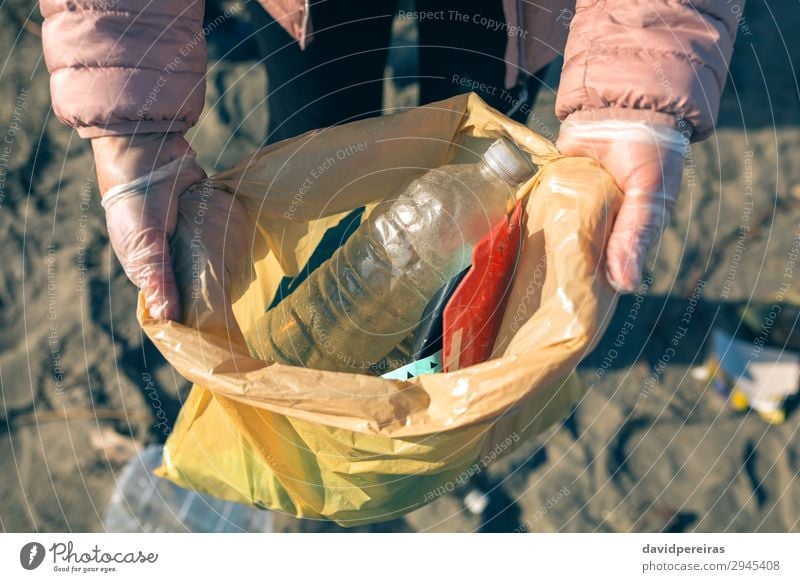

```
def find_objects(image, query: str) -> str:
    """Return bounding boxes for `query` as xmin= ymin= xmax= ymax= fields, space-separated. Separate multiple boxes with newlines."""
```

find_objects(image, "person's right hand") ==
xmin=92 ymin=133 xmax=206 ymax=321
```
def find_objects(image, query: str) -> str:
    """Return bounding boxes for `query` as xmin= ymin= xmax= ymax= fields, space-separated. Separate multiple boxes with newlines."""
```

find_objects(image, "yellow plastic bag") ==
xmin=143 ymin=93 xmax=622 ymax=525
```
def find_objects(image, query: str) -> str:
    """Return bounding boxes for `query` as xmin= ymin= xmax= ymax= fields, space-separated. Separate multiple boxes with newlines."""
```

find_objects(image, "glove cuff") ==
xmin=101 ymin=152 xmax=202 ymax=210
xmin=559 ymin=120 xmax=687 ymax=156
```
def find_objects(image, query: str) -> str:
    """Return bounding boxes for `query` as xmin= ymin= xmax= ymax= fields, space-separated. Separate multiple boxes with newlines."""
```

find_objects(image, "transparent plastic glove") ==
xmin=556 ymin=120 xmax=686 ymax=293
xmin=93 ymin=134 xmax=206 ymax=320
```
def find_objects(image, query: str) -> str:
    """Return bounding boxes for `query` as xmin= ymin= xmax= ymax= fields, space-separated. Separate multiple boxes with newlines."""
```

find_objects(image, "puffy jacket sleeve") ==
xmin=555 ymin=0 xmax=745 ymax=142
xmin=40 ymin=0 xmax=207 ymax=138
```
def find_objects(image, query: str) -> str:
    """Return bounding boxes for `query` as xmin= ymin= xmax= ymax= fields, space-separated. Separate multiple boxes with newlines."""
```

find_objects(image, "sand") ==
xmin=1 ymin=0 xmax=799 ymax=532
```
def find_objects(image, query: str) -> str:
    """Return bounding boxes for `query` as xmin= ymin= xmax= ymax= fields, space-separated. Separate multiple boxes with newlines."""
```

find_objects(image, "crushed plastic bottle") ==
xmin=245 ymin=138 xmax=535 ymax=373
xmin=102 ymin=446 xmax=273 ymax=532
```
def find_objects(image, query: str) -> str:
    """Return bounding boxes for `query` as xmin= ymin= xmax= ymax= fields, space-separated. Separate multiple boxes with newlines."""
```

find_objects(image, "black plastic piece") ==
xmin=409 ymin=268 xmax=469 ymax=361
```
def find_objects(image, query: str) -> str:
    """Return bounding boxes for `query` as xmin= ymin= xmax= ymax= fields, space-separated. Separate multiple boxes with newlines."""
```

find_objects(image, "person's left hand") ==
xmin=556 ymin=120 xmax=685 ymax=293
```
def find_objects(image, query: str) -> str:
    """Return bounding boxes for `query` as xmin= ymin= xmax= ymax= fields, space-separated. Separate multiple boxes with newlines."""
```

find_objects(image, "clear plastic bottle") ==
xmin=102 ymin=446 xmax=273 ymax=532
xmin=245 ymin=138 xmax=535 ymax=373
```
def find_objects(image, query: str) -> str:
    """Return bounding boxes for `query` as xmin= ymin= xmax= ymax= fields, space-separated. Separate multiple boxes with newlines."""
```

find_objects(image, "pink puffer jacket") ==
xmin=40 ymin=0 xmax=744 ymax=142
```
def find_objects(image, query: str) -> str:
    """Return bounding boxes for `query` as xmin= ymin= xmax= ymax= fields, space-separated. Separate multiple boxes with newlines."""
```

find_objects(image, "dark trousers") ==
xmin=248 ymin=0 xmax=545 ymax=143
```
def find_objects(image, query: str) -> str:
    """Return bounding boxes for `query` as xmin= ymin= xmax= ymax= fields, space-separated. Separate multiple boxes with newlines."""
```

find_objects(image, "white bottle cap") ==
xmin=482 ymin=138 xmax=535 ymax=185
